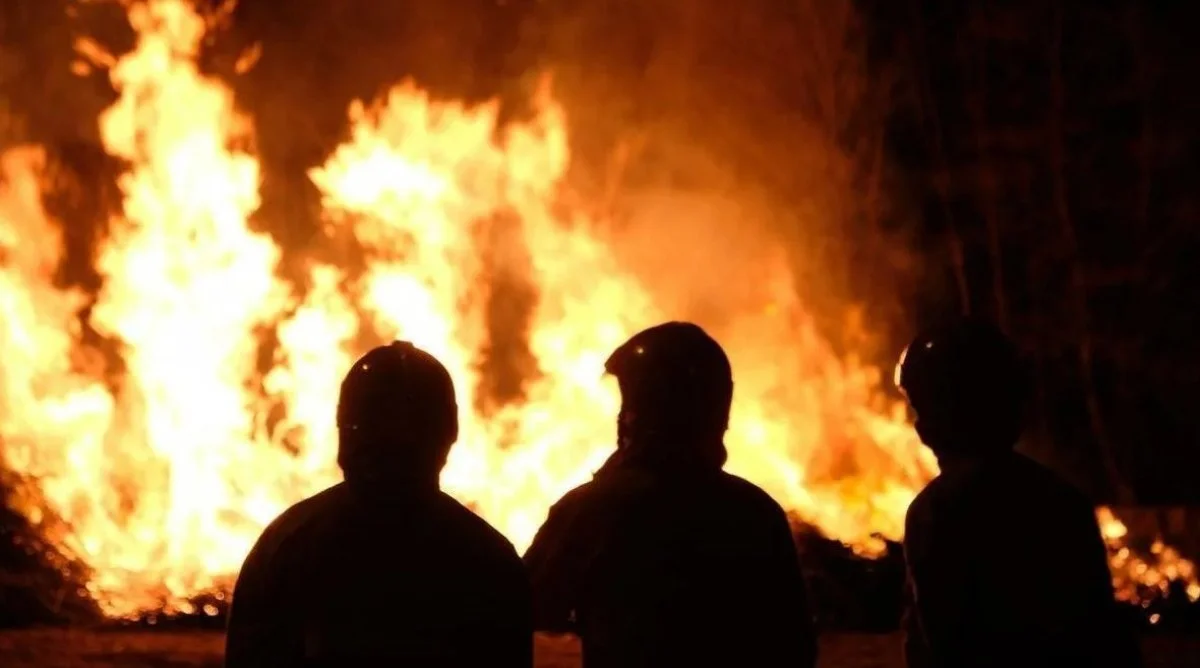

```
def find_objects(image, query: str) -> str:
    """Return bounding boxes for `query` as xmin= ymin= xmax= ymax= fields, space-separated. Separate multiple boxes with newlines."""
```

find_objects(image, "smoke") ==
xmin=523 ymin=0 xmax=909 ymax=360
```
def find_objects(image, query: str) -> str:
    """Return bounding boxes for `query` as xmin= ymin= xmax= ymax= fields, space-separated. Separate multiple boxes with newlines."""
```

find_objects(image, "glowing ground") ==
xmin=0 ymin=631 xmax=1196 ymax=667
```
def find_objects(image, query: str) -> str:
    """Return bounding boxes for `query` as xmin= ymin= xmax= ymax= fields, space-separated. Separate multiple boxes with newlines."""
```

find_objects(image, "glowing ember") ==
xmin=1098 ymin=508 xmax=1200 ymax=605
xmin=0 ymin=0 xmax=1194 ymax=618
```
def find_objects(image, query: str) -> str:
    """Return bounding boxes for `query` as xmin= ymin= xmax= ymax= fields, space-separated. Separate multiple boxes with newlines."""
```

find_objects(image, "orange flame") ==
xmin=0 ymin=0 xmax=1194 ymax=618
xmin=1097 ymin=508 xmax=1200 ymax=606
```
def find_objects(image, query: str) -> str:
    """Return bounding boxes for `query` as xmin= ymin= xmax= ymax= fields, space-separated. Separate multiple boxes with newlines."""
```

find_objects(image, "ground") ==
xmin=0 ymin=631 xmax=1196 ymax=667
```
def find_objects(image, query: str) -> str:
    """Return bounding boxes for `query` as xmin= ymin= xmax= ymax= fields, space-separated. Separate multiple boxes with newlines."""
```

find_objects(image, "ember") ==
xmin=0 ymin=0 xmax=1195 ymax=622
xmin=1099 ymin=509 xmax=1200 ymax=609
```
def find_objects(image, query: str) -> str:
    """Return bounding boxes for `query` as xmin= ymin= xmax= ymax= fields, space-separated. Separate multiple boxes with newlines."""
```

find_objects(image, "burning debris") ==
xmin=0 ymin=0 xmax=1196 ymax=628
xmin=0 ymin=479 xmax=97 ymax=627
xmin=1099 ymin=508 xmax=1200 ymax=618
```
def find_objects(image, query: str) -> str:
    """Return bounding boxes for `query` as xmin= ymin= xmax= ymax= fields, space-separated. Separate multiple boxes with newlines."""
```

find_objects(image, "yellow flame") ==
xmin=0 ymin=0 xmax=1194 ymax=617
xmin=1097 ymin=508 xmax=1200 ymax=604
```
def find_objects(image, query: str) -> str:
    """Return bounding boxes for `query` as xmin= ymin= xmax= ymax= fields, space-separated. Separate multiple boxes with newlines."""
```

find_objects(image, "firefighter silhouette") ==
xmin=525 ymin=321 xmax=818 ymax=668
xmin=225 ymin=341 xmax=531 ymax=667
xmin=896 ymin=318 xmax=1141 ymax=668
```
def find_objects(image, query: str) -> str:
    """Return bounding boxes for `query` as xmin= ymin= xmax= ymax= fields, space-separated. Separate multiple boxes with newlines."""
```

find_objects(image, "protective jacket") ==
xmin=226 ymin=482 xmax=532 ymax=668
xmin=526 ymin=450 xmax=818 ymax=668
xmin=903 ymin=452 xmax=1141 ymax=668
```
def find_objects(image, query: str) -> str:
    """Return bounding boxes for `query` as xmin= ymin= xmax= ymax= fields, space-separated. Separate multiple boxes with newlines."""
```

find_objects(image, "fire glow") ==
xmin=0 ymin=0 xmax=1195 ymax=618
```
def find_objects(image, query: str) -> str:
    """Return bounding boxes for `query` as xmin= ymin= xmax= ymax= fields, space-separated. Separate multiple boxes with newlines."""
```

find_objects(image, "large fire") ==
xmin=0 ymin=0 xmax=1195 ymax=619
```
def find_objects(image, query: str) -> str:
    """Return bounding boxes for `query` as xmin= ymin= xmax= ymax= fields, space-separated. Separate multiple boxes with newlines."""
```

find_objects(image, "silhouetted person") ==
xmin=525 ymin=322 xmax=818 ymax=668
xmin=225 ymin=342 xmax=531 ymax=668
xmin=895 ymin=319 xmax=1141 ymax=668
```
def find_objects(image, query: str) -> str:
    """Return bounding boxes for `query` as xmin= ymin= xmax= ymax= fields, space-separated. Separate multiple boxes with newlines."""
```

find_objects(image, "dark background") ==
xmin=1 ymin=0 xmax=1197 ymax=508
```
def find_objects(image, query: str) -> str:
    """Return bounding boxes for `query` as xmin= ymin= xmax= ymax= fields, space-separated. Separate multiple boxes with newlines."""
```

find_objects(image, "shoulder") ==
xmin=671 ymin=472 xmax=796 ymax=542
xmin=904 ymin=460 xmax=1003 ymax=521
xmin=274 ymin=483 xmax=349 ymax=524
xmin=247 ymin=484 xmax=348 ymax=563
xmin=534 ymin=481 xmax=604 ymax=535
xmin=546 ymin=467 xmax=655 ymax=516
xmin=1002 ymin=454 xmax=1096 ymax=521
xmin=527 ymin=471 xmax=658 ymax=554
xmin=907 ymin=473 xmax=946 ymax=511
xmin=436 ymin=492 xmax=522 ymax=564
xmin=550 ymin=480 xmax=598 ymax=512
xmin=233 ymin=483 xmax=350 ymax=599
xmin=904 ymin=474 xmax=955 ymax=540
xmin=718 ymin=472 xmax=790 ymax=516
xmin=561 ymin=469 xmax=787 ymax=516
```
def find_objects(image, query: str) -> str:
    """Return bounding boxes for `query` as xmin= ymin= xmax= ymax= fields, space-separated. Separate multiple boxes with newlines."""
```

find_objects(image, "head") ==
xmin=604 ymin=321 xmax=733 ymax=469
xmin=336 ymin=341 xmax=459 ymax=489
xmin=894 ymin=317 xmax=1028 ymax=460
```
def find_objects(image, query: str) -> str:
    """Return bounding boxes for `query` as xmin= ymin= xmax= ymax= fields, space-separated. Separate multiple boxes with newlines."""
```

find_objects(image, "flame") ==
xmin=1097 ymin=508 xmax=1200 ymax=604
xmin=0 ymin=0 xmax=1194 ymax=617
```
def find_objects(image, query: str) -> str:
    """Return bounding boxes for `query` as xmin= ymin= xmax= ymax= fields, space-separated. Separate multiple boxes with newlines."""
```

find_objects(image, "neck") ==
xmin=614 ymin=430 xmax=727 ymax=473
xmin=343 ymin=468 xmax=440 ymax=497
xmin=935 ymin=449 xmax=1013 ymax=472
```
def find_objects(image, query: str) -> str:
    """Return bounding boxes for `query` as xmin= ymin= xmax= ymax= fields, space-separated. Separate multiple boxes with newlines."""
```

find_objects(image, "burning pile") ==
xmin=0 ymin=0 xmax=1194 ymax=621
xmin=1098 ymin=509 xmax=1200 ymax=618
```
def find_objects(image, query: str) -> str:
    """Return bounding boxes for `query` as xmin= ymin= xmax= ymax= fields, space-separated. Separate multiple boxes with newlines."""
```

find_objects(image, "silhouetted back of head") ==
xmin=336 ymin=341 xmax=459 ymax=488
xmin=605 ymin=322 xmax=733 ymax=469
xmin=895 ymin=318 xmax=1028 ymax=458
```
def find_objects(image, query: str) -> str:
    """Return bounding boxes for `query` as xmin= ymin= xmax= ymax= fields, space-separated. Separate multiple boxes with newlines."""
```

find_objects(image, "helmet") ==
xmin=336 ymin=341 xmax=459 ymax=477
xmin=605 ymin=322 xmax=733 ymax=436
xmin=895 ymin=318 xmax=1027 ymax=449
